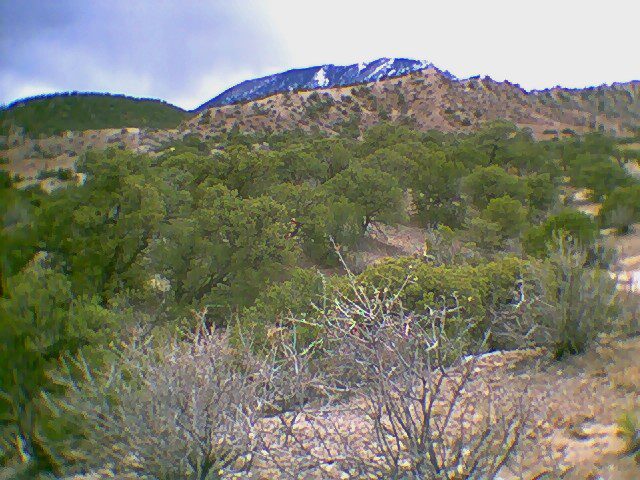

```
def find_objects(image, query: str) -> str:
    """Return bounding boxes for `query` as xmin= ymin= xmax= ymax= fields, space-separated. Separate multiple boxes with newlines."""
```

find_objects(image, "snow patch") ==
xmin=313 ymin=67 xmax=329 ymax=87
xmin=368 ymin=58 xmax=394 ymax=80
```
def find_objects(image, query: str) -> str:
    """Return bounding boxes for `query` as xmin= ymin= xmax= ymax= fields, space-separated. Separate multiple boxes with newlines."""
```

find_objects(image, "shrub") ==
xmin=569 ymin=154 xmax=633 ymax=201
xmin=523 ymin=209 xmax=599 ymax=257
xmin=356 ymin=255 xmax=526 ymax=339
xmin=36 ymin=168 xmax=75 ymax=181
xmin=262 ymin=266 xmax=532 ymax=479
xmin=462 ymin=165 xmax=527 ymax=209
xmin=324 ymin=165 xmax=405 ymax=231
xmin=618 ymin=410 xmax=640 ymax=464
xmin=0 ymin=263 xmax=118 ymax=476
xmin=528 ymin=238 xmax=618 ymax=358
xmin=481 ymin=195 xmax=528 ymax=239
xmin=525 ymin=172 xmax=557 ymax=214
xmin=54 ymin=329 xmax=268 ymax=479
xmin=239 ymin=267 xmax=325 ymax=349
xmin=464 ymin=216 xmax=503 ymax=251
xmin=599 ymin=184 xmax=640 ymax=233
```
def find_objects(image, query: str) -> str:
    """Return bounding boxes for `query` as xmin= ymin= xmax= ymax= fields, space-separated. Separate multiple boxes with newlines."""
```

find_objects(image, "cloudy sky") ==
xmin=1 ymin=0 xmax=638 ymax=110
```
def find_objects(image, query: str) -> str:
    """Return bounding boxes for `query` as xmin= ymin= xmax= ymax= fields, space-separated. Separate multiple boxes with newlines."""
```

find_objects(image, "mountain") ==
xmin=3 ymin=58 xmax=637 ymax=142
xmin=188 ymin=66 xmax=640 ymax=138
xmin=197 ymin=58 xmax=437 ymax=110
xmin=0 ymin=93 xmax=188 ymax=136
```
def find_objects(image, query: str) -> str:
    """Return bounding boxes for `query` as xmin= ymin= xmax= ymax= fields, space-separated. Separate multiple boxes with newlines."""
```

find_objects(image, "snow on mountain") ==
xmin=196 ymin=58 xmax=438 ymax=110
xmin=313 ymin=67 xmax=329 ymax=87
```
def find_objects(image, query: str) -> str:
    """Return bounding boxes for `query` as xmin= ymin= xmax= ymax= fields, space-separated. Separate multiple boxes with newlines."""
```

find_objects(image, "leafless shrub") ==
xmin=259 ymin=258 xmax=533 ymax=479
xmin=485 ymin=278 xmax=540 ymax=350
xmin=51 ymin=327 xmax=269 ymax=480
xmin=51 ymin=249 xmax=546 ymax=479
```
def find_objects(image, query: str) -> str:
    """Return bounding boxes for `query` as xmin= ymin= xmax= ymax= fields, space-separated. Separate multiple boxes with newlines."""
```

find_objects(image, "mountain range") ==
xmin=198 ymin=58 xmax=438 ymax=109
xmin=1 ymin=58 xmax=639 ymax=142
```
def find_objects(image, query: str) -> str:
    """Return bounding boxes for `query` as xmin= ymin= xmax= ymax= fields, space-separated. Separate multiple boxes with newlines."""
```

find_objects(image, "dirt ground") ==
xmin=245 ymin=337 xmax=640 ymax=479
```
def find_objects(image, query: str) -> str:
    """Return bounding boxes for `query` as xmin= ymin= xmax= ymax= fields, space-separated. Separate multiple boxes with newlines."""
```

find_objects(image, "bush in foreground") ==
xmin=54 ymin=329 xmax=268 ymax=479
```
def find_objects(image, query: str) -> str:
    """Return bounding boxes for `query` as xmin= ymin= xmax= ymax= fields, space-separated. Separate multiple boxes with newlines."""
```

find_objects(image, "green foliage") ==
xmin=212 ymin=145 xmax=283 ymax=197
xmin=411 ymin=148 xmax=467 ymax=227
xmin=268 ymin=183 xmax=361 ymax=265
xmin=152 ymin=184 xmax=296 ymax=319
xmin=481 ymin=195 xmax=528 ymax=239
xmin=358 ymin=123 xmax=425 ymax=155
xmin=462 ymin=165 xmax=527 ymax=210
xmin=618 ymin=410 xmax=640 ymax=463
xmin=599 ymin=184 xmax=640 ymax=233
xmin=276 ymin=143 xmax=329 ymax=184
xmin=239 ymin=268 xmax=325 ymax=349
xmin=620 ymin=148 xmax=640 ymax=163
xmin=1 ymin=117 xmax=632 ymax=477
xmin=325 ymin=165 xmax=405 ymax=230
xmin=356 ymin=255 xmax=526 ymax=337
xmin=499 ymin=131 xmax=551 ymax=174
xmin=38 ymin=150 xmax=165 ymax=300
xmin=569 ymin=154 xmax=633 ymax=201
xmin=582 ymin=132 xmax=619 ymax=157
xmin=304 ymin=92 xmax=334 ymax=119
xmin=0 ymin=262 xmax=118 ymax=474
xmin=533 ymin=239 xmax=618 ymax=358
xmin=0 ymin=172 xmax=40 ymax=296
xmin=523 ymin=209 xmax=599 ymax=257
xmin=464 ymin=217 xmax=504 ymax=252
xmin=36 ymin=168 xmax=75 ymax=181
xmin=1 ymin=93 xmax=188 ymax=136
xmin=525 ymin=172 xmax=557 ymax=214
xmin=447 ymin=140 xmax=490 ymax=170
xmin=363 ymin=148 xmax=416 ymax=188
xmin=470 ymin=120 xmax=518 ymax=163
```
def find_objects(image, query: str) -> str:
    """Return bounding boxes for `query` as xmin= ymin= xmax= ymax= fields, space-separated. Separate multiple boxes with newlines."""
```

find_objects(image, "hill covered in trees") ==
xmin=0 ymin=93 xmax=188 ymax=136
xmin=2 ymin=64 xmax=638 ymax=149
xmin=3 ymin=120 xmax=640 ymax=478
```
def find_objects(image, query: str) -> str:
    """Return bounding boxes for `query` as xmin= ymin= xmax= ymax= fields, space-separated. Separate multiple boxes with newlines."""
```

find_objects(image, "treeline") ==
xmin=1 ymin=121 xmax=639 ymax=477
xmin=0 ymin=93 xmax=188 ymax=137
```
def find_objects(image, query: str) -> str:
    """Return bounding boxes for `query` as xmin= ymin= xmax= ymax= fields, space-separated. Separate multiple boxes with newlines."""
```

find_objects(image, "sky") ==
xmin=1 ymin=0 xmax=639 ymax=110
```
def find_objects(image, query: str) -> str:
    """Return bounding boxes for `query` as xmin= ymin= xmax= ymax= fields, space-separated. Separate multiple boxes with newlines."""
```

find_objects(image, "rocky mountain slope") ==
xmin=197 ymin=57 xmax=436 ymax=109
xmin=2 ymin=64 xmax=639 ymax=182
xmin=189 ymin=66 xmax=640 ymax=139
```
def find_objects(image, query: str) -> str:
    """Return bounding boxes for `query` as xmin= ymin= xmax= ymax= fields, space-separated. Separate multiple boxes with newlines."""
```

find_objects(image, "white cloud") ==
xmin=260 ymin=0 xmax=640 ymax=90
xmin=169 ymin=68 xmax=265 ymax=110
xmin=0 ymin=72 xmax=60 ymax=106
xmin=2 ymin=0 xmax=638 ymax=109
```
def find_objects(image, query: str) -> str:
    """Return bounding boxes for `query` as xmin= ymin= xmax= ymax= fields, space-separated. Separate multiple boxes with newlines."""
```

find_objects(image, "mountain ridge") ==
xmin=195 ymin=57 xmax=440 ymax=110
xmin=187 ymin=67 xmax=640 ymax=139
xmin=1 ymin=59 xmax=638 ymax=141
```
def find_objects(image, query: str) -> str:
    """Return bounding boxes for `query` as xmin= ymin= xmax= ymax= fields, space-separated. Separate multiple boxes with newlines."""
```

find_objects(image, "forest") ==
xmin=2 ymin=121 xmax=640 ymax=478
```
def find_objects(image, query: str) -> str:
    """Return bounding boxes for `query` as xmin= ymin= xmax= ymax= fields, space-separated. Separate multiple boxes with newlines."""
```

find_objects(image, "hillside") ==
xmin=0 ymin=92 xmax=188 ymax=136
xmin=197 ymin=57 xmax=435 ymax=109
xmin=188 ymin=67 xmax=640 ymax=139
xmin=2 ymin=62 xmax=638 ymax=151
xmin=3 ymin=65 xmax=639 ymax=186
xmin=3 ymin=95 xmax=640 ymax=478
